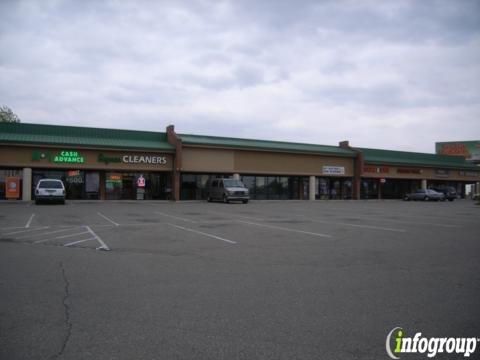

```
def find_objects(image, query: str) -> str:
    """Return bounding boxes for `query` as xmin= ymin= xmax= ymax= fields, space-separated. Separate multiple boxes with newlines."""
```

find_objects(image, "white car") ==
xmin=35 ymin=179 xmax=66 ymax=205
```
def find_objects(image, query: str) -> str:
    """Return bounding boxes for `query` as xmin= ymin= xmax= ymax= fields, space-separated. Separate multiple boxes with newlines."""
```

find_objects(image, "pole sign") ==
xmin=436 ymin=141 xmax=480 ymax=163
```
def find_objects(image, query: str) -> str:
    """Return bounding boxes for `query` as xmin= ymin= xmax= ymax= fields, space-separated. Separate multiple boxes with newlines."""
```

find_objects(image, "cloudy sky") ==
xmin=1 ymin=0 xmax=479 ymax=152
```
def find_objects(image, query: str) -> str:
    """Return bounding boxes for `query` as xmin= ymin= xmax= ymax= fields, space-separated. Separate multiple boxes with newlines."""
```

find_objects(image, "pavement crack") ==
xmin=51 ymin=261 xmax=72 ymax=359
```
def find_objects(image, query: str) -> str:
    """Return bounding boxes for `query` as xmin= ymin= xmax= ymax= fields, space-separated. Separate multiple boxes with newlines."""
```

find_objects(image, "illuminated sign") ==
xmin=98 ymin=154 xmax=167 ymax=165
xmin=32 ymin=150 xmax=84 ymax=164
xmin=54 ymin=151 xmax=84 ymax=163
xmin=137 ymin=175 xmax=146 ymax=188
xmin=122 ymin=155 xmax=167 ymax=164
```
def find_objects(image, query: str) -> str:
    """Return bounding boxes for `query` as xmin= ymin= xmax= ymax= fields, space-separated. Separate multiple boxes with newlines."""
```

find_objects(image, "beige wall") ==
xmin=362 ymin=164 xmax=480 ymax=182
xmin=181 ymin=146 xmax=354 ymax=176
xmin=0 ymin=145 xmax=173 ymax=171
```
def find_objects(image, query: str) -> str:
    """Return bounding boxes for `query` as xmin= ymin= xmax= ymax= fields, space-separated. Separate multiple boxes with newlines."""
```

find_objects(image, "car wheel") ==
xmin=424 ymin=196 xmax=429 ymax=201
xmin=207 ymin=196 xmax=212 ymax=202
xmin=35 ymin=200 xmax=39 ymax=205
xmin=242 ymin=200 xmax=249 ymax=204
xmin=223 ymin=195 xmax=229 ymax=204
xmin=448 ymin=198 xmax=454 ymax=202
xmin=403 ymin=196 xmax=410 ymax=201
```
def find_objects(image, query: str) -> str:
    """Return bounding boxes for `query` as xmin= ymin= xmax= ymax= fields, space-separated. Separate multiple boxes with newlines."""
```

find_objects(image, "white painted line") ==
xmin=25 ymin=213 xmax=35 ymax=228
xmin=155 ymin=211 xmax=197 ymax=223
xmin=236 ymin=220 xmax=333 ymax=238
xmin=64 ymin=238 xmax=96 ymax=247
xmin=300 ymin=216 xmax=406 ymax=233
xmin=349 ymin=215 xmax=461 ymax=228
xmin=4 ymin=226 xmax=49 ymax=236
xmin=97 ymin=212 xmax=120 ymax=226
xmin=17 ymin=227 xmax=78 ymax=239
xmin=85 ymin=225 xmax=110 ymax=251
xmin=207 ymin=210 xmax=264 ymax=221
xmin=50 ymin=231 xmax=90 ymax=240
xmin=167 ymin=223 xmax=236 ymax=244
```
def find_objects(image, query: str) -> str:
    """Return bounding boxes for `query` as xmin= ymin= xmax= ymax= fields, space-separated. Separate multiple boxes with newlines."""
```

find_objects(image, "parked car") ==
xmin=404 ymin=189 xmax=445 ymax=201
xmin=207 ymin=178 xmax=249 ymax=203
xmin=431 ymin=186 xmax=457 ymax=201
xmin=35 ymin=179 xmax=66 ymax=204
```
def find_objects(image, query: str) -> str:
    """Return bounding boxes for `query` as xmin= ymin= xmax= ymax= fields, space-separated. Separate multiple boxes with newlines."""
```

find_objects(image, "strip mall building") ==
xmin=1 ymin=122 xmax=479 ymax=201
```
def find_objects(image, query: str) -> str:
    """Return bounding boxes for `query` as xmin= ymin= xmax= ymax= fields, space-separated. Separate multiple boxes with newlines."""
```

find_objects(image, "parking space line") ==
xmin=64 ymin=238 xmax=96 ymax=247
xmin=166 ymin=223 xmax=236 ymax=244
xmin=16 ymin=227 xmax=78 ymax=239
xmin=206 ymin=210 xmax=264 ymax=221
xmin=35 ymin=231 xmax=90 ymax=243
xmin=85 ymin=225 xmax=110 ymax=251
xmin=97 ymin=212 xmax=120 ymax=226
xmin=155 ymin=211 xmax=197 ymax=223
xmin=4 ymin=226 xmax=49 ymax=236
xmin=346 ymin=215 xmax=462 ymax=228
xmin=25 ymin=213 xmax=35 ymax=228
xmin=236 ymin=220 xmax=333 ymax=238
xmin=299 ymin=216 xmax=406 ymax=233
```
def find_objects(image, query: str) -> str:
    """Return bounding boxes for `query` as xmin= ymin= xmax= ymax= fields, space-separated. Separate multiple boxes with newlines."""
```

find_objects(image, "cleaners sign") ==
xmin=98 ymin=153 xmax=167 ymax=165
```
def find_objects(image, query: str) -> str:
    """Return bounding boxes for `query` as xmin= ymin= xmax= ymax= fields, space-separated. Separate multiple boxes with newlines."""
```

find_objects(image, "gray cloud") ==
xmin=0 ymin=0 xmax=479 ymax=152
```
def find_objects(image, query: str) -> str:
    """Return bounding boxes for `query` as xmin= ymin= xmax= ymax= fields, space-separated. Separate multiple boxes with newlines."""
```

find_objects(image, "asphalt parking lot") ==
xmin=1 ymin=200 xmax=479 ymax=360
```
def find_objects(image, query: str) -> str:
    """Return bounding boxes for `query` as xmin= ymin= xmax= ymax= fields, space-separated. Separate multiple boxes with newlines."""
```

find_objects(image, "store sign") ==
xmin=363 ymin=166 xmax=390 ymax=173
xmin=397 ymin=168 xmax=423 ymax=174
xmin=434 ymin=169 xmax=450 ymax=178
xmin=98 ymin=153 xmax=167 ymax=165
xmin=122 ymin=155 xmax=167 ymax=164
xmin=322 ymin=166 xmax=345 ymax=175
xmin=458 ymin=171 xmax=480 ymax=177
xmin=32 ymin=150 xmax=85 ymax=164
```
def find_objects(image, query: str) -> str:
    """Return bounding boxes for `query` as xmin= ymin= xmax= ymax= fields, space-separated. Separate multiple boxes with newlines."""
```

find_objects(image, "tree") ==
xmin=0 ymin=105 xmax=21 ymax=122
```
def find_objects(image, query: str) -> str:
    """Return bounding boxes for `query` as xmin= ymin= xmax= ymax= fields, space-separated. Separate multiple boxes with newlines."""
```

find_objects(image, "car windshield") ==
xmin=223 ymin=179 xmax=245 ymax=188
xmin=38 ymin=181 xmax=63 ymax=189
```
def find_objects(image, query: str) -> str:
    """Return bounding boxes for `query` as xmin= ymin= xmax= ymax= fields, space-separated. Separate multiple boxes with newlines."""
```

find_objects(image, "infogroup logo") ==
xmin=386 ymin=327 xmax=479 ymax=359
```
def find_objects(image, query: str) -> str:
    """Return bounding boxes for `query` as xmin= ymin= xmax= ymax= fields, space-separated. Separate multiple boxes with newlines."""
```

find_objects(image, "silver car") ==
xmin=207 ymin=178 xmax=249 ymax=204
xmin=35 ymin=179 xmax=66 ymax=204
xmin=404 ymin=189 xmax=445 ymax=201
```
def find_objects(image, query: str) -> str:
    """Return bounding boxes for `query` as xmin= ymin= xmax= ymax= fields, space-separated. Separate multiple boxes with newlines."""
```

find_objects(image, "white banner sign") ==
xmin=322 ymin=166 xmax=345 ymax=175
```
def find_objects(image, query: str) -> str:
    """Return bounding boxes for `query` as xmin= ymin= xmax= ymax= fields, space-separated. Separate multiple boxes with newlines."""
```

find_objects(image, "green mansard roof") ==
xmin=358 ymin=147 xmax=478 ymax=170
xmin=0 ymin=122 xmax=174 ymax=151
xmin=179 ymin=133 xmax=356 ymax=157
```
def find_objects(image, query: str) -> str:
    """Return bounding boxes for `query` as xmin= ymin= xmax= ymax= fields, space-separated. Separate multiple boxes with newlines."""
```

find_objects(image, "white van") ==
xmin=207 ymin=178 xmax=249 ymax=204
xmin=35 ymin=179 xmax=66 ymax=205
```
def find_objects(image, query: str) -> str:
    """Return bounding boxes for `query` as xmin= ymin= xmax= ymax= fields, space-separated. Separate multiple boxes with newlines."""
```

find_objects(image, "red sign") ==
xmin=363 ymin=166 xmax=390 ymax=173
xmin=5 ymin=177 xmax=20 ymax=199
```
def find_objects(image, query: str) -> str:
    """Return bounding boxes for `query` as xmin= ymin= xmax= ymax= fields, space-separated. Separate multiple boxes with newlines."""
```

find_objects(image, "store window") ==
xmin=106 ymin=172 xmax=170 ymax=200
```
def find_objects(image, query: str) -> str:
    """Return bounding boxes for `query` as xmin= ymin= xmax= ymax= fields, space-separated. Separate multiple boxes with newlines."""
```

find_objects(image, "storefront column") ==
xmin=421 ymin=179 xmax=427 ymax=190
xmin=233 ymin=173 xmax=240 ymax=180
xmin=22 ymin=168 xmax=32 ymax=201
xmin=309 ymin=176 xmax=316 ymax=201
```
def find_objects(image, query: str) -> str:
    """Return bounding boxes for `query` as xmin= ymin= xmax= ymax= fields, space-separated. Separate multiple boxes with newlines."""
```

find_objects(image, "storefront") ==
xmin=0 ymin=123 xmax=174 ymax=201
xmin=1 ymin=122 xmax=479 ymax=201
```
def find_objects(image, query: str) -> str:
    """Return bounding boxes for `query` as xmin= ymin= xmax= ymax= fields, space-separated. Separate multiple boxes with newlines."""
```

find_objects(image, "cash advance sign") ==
xmin=32 ymin=150 xmax=85 ymax=164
